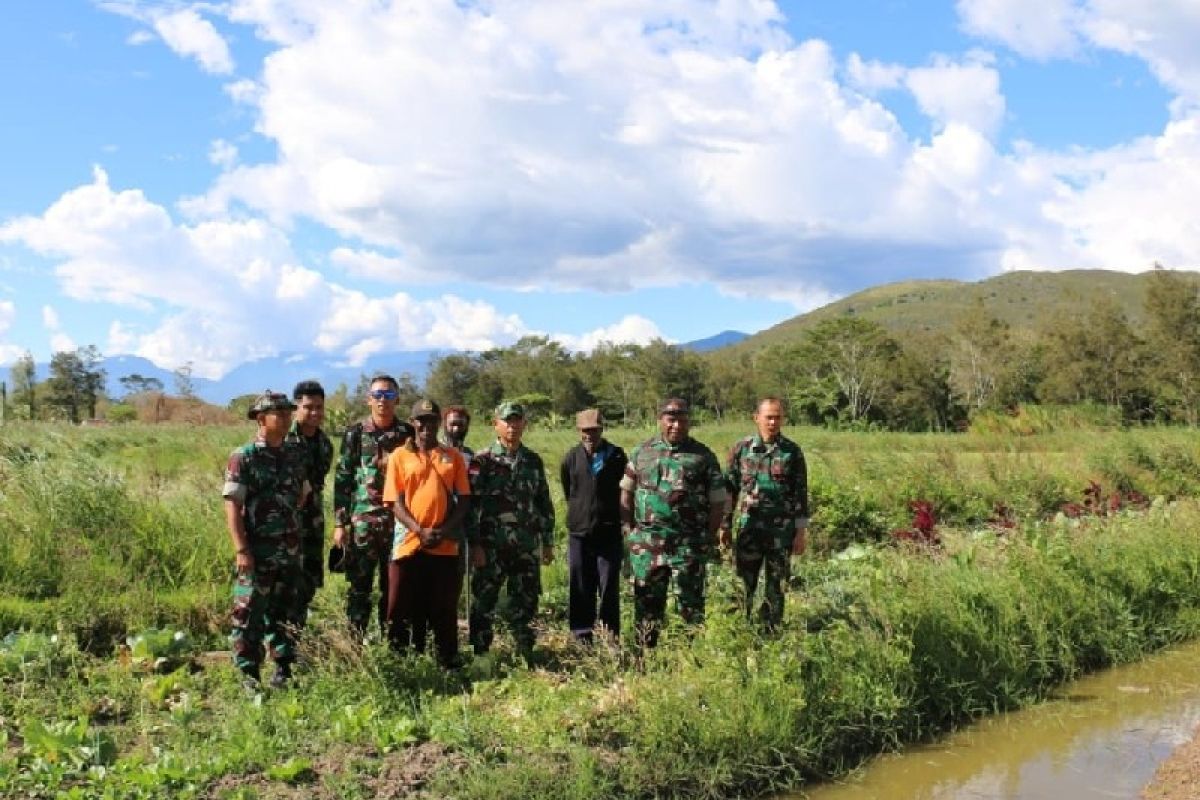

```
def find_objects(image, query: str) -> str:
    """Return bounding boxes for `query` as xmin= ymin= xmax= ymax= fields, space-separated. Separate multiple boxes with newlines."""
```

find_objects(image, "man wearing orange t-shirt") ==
xmin=382 ymin=398 xmax=471 ymax=667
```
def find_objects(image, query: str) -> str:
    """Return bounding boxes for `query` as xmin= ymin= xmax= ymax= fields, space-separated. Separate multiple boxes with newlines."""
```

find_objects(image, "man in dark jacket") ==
xmin=560 ymin=408 xmax=628 ymax=643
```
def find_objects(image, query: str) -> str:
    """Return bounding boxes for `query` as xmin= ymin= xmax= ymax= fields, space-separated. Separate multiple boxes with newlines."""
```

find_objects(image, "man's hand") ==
xmin=541 ymin=545 xmax=554 ymax=565
xmin=419 ymin=527 xmax=442 ymax=548
xmin=471 ymin=546 xmax=487 ymax=568
xmin=791 ymin=526 xmax=808 ymax=556
xmin=333 ymin=525 xmax=348 ymax=548
xmin=236 ymin=550 xmax=255 ymax=574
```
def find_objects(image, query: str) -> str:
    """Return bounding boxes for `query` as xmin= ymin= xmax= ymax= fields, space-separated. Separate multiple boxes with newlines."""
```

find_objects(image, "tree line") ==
xmin=6 ymin=269 xmax=1200 ymax=430
xmin=420 ymin=268 xmax=1200 ymax=430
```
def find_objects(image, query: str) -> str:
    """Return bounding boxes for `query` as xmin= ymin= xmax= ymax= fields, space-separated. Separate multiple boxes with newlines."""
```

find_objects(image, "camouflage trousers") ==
xmin=345 ymin=515 xmax=392 ymax=638
xmin=230 ymin=545 xmax=303 ymax=673
xmin=469 ymin=544 xmax=541 ymax=654
xmin=628 ymin=536 xmax=706 ymax=649
xmin=296 ymin=498 xmax=325 ymax=613
xmin=735 ymin=528 xmax=792 ymax=630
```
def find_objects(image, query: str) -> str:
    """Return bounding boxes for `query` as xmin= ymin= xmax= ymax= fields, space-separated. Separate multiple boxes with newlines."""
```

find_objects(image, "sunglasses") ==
xmin=368 ymin=389 xmax=398 ymax=401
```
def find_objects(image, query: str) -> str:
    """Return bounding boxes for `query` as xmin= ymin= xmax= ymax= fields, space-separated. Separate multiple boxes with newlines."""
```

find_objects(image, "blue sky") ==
xmin=1 ymin=0 xmax=1198 ymax=377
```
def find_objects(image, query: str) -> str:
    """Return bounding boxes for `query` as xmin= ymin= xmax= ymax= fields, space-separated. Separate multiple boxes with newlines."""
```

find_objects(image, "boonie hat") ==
xmin=495 ymin=401 xmax=526 ymax=420
xmin=576 ymin=408 xmax=603 ymax=429
xmin=248 ymin=390 xmax=297 ymax=420
xmin=410 ymin=398 xmax=441 ymax=419
xmin=658 ymin=398 xmax=690 ymax=416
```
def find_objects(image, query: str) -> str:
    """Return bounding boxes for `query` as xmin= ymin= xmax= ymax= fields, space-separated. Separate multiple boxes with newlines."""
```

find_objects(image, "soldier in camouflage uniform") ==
xmin=223 ymin=391 xmax=311 ymax=688
xmin=332 ymin=375 xmax=414 ymax=638
xmin=619 ymin=398 xmax=726 ymax=649
xmin=467 ymin=401 xmax=555 ymax=656
xmin=285 ymin=380 xmax=334 ymax=619
xmin=720 ymin=397 xmax=809 ymax=631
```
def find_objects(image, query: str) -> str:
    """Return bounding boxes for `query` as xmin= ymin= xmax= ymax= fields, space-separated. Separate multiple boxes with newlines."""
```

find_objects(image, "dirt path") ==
xmin=1141 ymin=723 xmax=1200 ymax=799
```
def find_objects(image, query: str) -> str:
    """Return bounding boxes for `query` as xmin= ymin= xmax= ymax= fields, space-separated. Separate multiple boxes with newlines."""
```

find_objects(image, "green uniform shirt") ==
xmin=620 ymin=434 xmax=726 ymax=548
xmin=469 ymin=440 xmax=554 ymax=550
xmin=724 ymin=433 xmax=809 ymax=536
xmin=222 ymin=435 xmax=309 ymax=549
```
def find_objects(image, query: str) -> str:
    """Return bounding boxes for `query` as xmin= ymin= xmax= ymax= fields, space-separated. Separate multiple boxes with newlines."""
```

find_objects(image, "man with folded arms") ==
xmin=383 ymin=398 xmax=471 ymax=667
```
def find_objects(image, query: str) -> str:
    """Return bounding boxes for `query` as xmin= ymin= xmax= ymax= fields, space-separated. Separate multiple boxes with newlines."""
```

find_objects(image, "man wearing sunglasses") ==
xmin=332 ymin=375 xmax=415 ymax=639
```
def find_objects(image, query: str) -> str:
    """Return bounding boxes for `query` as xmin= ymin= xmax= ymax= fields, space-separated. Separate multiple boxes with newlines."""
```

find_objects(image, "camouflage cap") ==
xmin=658 ymin=397 xmax=690 ymax=416
xmin=410 ymin=397 xmax=441 ymax=419
xmin=248 ymin=390 xmax=297 ymax=420
xmin=576 ymin=408 xmax=603 ymax=429
xmin=495 ymin=400 xmax=526 ymax=420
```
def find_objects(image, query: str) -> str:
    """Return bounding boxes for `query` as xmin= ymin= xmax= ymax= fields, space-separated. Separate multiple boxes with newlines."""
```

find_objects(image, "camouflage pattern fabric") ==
xmin=286 ymin=421 xmax=334 ymax=610
xmin=621 ymin=435 xmax=725 ymax=646
xmin=223 ymin=435 xmax=308 ymax=671
xmin=467 ymin=440 xmax=554 ymax=652
xmin=468 ymin=545 xmax=541 ymax=653
xmin=725 ymin=433 xmax=809 ymax=628
xmin=333 ymin=417 xmax=412 ymax=635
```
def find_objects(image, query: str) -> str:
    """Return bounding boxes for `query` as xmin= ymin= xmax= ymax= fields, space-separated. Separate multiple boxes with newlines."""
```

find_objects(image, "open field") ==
xmin=3 ymin=421 xmax=1200 ymax=797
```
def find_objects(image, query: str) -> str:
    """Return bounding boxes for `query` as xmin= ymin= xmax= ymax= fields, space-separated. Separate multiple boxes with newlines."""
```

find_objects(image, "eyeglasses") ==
xmin=368 ymin=389 xmax=398 ymax=401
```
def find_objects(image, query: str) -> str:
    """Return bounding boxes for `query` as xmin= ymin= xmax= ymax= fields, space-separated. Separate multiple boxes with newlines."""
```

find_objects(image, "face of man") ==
xmin=443 ymin=411 xmax=469 ymax=443
xmin=659 ymin=411 xmax=690 ymax=445
xmin=259 ymin=408 xmax=292 ymax=440
xmin=294 ymin=394 xmax=325 ymax=434
xmin=754 ymin=400 xmax=784 ymax=442
xmin=412 ymin=415 xmax=440 ymax=450
xmin=579 ymin=426 xmax=602 ymax=453
xmin=494 ymin=414 xmax=526 ymax=449
xmin=367 ymin=380 xmax=398 ymax=424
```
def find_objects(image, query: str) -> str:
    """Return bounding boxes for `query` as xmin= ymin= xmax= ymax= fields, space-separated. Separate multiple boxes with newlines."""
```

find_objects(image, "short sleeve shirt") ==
xmin=383 ymin=446 xmax=470 ymax=557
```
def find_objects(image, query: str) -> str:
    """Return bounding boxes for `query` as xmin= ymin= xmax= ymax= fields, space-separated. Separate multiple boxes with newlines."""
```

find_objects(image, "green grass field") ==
xmin=3 ymin=420 xmax=1200 ymax=798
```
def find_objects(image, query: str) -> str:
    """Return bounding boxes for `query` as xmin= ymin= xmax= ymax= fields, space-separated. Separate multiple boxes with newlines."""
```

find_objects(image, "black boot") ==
xmin=269 ymin=661 xmax=292 ymax=689
xmin=240 ymin=664 xmax=262 ymax=694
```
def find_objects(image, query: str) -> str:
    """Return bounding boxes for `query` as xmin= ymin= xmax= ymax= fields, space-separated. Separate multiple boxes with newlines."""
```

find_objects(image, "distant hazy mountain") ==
xmin=4 ymin=351 xmax=442 ymax=406
xmin=681 ymin=330 xmax=749 ymax=351
xmin=3 ymin=328 xmax=758 ymax=406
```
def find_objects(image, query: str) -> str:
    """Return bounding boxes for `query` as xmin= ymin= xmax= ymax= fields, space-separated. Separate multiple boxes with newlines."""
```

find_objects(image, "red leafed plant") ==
xmin=988 ymin=502 xmax=1016 ymax=531
xmin=891 ymin=499 xmax=940 ymax=547
xmin=1061 ymin=482 xmax=1151 ymax=519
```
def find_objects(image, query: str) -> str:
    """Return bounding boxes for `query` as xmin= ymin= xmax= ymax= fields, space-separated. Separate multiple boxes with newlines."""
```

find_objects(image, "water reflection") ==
xmin=796 ymin=641 xmax=1200 ymax=799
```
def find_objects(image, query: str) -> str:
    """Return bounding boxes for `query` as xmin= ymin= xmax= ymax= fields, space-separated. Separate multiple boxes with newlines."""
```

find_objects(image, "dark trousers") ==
xmin=568 ymin=534 xmax=622 ymax=642
xmin=387 ymin=552 xmax=462 ymax=665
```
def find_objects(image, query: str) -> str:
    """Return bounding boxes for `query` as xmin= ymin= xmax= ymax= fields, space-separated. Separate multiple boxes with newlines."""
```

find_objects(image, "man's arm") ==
xmin=619 ymin=488 xmax=634 ymax=530
xmin=559 ymin=450 xmax=572 ymax=501
xmin=225 ymin=499 xmax=253 ymax=573
xmin=792 ymin=444 xmax=810 ymax=555
xmin=705 ymin=452 xmax=728 ymax=549
xmin=332 ymin=426 xmax=357 ymax=547
xmin=534 ymin=458 xmax=555 ymax=563
xmin=719 ymin=441 xmax=741 ymax=548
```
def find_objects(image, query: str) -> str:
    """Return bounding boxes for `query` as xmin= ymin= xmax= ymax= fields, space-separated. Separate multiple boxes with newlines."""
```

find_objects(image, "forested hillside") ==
xmin=420 ymin=268 xmax=1200 ymax=431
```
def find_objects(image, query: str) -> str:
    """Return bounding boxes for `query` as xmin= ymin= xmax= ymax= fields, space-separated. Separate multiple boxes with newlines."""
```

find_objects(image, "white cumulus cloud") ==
xmin=153 ymin=8 xmax=234 ymax=75
xmin=0 ymin=170 xmax=538 ymax=378
xmin=0 ymin=300 xmax=22 ymax=364
xmin=553 ymin=315 xmax=667 ymax=353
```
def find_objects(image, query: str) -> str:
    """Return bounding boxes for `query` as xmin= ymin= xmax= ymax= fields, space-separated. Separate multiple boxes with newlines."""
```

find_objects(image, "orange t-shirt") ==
xmin=383 ymin=446 xmax=470 ymax=558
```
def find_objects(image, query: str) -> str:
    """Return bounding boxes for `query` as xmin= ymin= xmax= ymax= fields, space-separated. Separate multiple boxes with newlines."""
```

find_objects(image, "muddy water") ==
xmin=796 ymin=640 xmax=1200 ymax=800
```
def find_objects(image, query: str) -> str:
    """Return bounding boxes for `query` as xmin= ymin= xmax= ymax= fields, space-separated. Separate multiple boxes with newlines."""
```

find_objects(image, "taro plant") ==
xmin=126 ymin=628 xmax=194 ymax=672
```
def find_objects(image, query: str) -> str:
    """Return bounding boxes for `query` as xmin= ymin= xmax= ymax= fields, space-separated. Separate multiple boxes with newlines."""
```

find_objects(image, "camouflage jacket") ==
xmin=724 ymin=433 xmax=809 ymax=536
xmin=222 ymin=434 xmax=309 ymax=549
xmin=286 ymin=421 xmax=333 ymax=513
xmin=333 ymin=417 xmax=413 ymax=527
xmin=469 ymin=440 xmax=554 ymax=551
xmin=620 ymin=435 xmax=726 ymax=548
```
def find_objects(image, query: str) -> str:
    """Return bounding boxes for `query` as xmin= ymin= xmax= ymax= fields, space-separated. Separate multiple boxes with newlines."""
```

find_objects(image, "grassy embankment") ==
xmin=2 ymin=421 xmax=1200 ymax=797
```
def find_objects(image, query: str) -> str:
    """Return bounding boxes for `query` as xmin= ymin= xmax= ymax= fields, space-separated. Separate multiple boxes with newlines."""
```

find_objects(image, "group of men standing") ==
xmin=222 ymin=379 xmax=808 ymax=689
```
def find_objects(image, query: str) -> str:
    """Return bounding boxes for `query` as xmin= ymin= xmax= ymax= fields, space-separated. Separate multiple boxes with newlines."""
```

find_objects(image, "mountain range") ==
xmin=2 ymin=331 xmax=748 ymax=406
